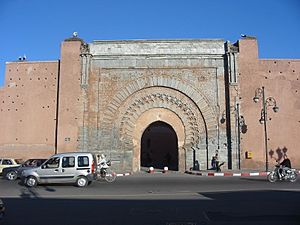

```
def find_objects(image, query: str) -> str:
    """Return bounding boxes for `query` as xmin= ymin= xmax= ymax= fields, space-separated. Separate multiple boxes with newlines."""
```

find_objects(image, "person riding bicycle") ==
xmin=96 ymin=154 xmax=116 ymax=182
xmin=97 ymin=154 xmax=109 ymax=170
xmin=278 ymin=156 xmax=292 ymax=179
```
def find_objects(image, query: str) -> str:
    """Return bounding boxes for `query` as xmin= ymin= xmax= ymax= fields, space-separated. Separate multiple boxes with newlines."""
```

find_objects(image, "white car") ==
xmin=0 ymin=158 xmax=22 ymax=174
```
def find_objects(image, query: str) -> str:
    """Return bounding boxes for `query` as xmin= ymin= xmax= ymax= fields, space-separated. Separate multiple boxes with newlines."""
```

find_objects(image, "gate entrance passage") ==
xmin=141 ymin=121 xmax=178 ymax=171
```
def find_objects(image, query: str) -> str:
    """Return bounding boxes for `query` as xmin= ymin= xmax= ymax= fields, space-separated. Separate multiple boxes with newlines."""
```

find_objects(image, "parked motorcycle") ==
xmin=96 ymin=160 xmax=116 ymax=183
xmin=267 ymin=163 xmax=297 ymax=183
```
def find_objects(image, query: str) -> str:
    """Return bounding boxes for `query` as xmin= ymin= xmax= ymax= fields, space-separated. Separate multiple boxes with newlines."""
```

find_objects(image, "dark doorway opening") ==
xmin=141 ymin=121 xmax=178 ymax=171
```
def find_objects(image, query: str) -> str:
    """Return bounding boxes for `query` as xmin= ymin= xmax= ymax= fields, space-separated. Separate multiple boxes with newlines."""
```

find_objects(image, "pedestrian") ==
xmin=215 ymin=153 xmax=219 ymax=171
xmin=211 ymin=156 xmax=216 ymax=170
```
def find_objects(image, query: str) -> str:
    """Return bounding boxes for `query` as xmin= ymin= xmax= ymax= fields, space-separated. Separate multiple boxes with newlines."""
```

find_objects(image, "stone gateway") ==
xmin=1 ymin=35 xmax=299 ymax=173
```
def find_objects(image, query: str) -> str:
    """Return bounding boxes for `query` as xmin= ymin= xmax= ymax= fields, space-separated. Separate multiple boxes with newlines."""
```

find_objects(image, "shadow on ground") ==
xmin=1 ymin=190 xmax=300 ymax=225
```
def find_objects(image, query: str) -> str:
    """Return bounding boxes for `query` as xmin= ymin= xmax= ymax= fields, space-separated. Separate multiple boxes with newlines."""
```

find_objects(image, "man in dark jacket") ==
xmin=280 ymin=157 xmax=291 ymax=168
xmin=279 ymin=156 xmax=292 ymax=179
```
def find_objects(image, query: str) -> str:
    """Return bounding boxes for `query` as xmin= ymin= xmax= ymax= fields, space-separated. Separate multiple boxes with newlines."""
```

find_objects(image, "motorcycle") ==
xmin=267 ymin=163 xmax=297 ymax=183
xmin=96 ymin=160 xmax=116 ymax=183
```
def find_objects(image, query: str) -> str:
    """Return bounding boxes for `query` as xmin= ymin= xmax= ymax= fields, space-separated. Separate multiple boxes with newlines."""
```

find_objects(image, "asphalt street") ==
xmin=1 ymin=173 xmax=300 ymax=225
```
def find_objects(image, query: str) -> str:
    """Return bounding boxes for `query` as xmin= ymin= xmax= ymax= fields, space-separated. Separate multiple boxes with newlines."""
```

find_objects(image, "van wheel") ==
xmin=25 ymin=176 xmax=38 ymax=187
xmin=76 ymin=176 xmax=88 ymax=187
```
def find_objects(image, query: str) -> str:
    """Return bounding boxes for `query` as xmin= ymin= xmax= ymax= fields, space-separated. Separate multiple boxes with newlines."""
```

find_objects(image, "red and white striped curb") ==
xmin=185 ymin=171 xmax=269 ymax=177
xmin=115 ymin=170 xmax=300 ymax=177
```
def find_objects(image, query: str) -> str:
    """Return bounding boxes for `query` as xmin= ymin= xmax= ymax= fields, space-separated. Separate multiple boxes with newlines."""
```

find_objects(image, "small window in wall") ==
xmin=65 ymin=137 xmax=71 ymax=142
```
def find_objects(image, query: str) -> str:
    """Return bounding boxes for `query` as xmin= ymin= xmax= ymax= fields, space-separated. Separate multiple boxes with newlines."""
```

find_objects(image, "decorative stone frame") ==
xmin=101 ymin=75 xmax=218 ymax=172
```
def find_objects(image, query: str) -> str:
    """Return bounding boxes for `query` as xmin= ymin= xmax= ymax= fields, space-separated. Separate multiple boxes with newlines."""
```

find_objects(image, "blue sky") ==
xmin=0 ymin=0 xmax=299 ymax=87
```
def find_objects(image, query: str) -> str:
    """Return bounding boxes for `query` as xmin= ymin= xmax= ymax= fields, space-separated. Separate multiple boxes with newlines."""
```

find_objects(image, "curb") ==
xmin=115 ymin=170 xmax=300 ymax=177
xmin=185 ymin=171 xmax=269 ymax=177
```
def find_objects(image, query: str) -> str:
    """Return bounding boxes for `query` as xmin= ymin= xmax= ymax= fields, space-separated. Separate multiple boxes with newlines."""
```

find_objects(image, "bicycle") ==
xmin=96 ymin=160 xmax=117 ymax=183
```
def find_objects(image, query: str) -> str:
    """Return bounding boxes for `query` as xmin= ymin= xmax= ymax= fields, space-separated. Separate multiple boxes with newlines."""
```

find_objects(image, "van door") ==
xmin=60 ymin=156 xmax=76 ymax=182
xmin=38 ymin=157 xmax=62 ymax=183
xmin=77 ymin=155 xmax=92 ymax=175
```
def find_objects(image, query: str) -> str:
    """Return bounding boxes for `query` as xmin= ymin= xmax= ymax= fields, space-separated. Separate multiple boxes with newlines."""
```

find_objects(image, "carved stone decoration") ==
xmin=80 ymin=42 xmax=90 ymax=55
xmin=118 ymin=88 xmax=203 ymax=147
xmin=80 ymin=43 xmax=92 ymax=87
xmin=102 ymin=75 xmax=217 ymax=131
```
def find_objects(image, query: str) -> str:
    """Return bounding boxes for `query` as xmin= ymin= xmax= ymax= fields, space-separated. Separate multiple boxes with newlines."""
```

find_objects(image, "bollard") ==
xmin=163 ymin=166 xmax=168 ymax=173
xmin=148 ymin=167 xmax=154 ymax=173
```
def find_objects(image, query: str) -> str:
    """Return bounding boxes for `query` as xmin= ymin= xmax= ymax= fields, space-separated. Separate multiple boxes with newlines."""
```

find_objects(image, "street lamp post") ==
xmin=236 ymin=103 xmax=247 ymax=170
xmin=220 ymin=103 xmax=247 ymax=170
xmin=253 ymin=86 xmax=279 ymax=172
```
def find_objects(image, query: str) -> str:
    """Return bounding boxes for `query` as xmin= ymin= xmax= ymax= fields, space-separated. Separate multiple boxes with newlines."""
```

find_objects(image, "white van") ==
xmin=21 ymin=152 xmax=97 ymax=187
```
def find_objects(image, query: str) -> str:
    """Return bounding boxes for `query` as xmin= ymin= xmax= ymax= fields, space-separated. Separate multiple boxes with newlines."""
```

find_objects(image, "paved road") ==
xmin=1 ymin=173 xmax=300 ymax=225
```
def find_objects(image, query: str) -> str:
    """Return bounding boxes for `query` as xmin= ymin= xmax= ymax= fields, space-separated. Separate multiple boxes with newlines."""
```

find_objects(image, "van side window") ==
xmin=62 ymin=157 xmax=75 ymax=168
xmin=44 ymin=157 xmax=60 ymax=169
xmin=78 ymin=156 xmax=89 ymax=167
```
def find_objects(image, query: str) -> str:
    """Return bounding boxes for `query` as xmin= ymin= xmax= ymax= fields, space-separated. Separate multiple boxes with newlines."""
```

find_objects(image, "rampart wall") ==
xmin=0 ymin=61 xmax=59 ymax=159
